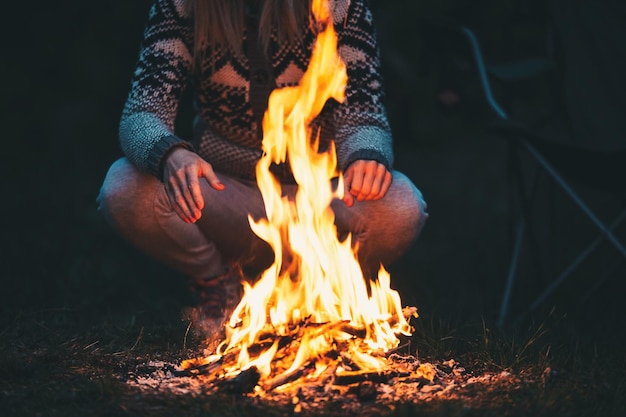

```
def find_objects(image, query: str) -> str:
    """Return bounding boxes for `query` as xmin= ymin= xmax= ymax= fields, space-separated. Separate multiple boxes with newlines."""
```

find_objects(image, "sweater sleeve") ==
xmin=119 ymin=0 xmax=195 ymax=178
xmin=332 ymin=0 xmax=394 ymax=172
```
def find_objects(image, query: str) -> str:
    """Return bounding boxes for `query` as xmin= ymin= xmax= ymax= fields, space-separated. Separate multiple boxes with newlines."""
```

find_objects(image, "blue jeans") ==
xmin=97 ymin=158 xmax=428 ymax=280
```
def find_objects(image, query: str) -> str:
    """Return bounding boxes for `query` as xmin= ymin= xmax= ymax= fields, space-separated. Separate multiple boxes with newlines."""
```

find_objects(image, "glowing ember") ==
xmin=182 ymin=0 xmax=416 ymax=390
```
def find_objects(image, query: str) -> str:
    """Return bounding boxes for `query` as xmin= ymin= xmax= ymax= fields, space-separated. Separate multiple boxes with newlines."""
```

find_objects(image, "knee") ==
xmin=388 ymin=171 xmax=428 ymax=244
xmin=97 ymin=158 xmax=146 ymax=230
xmin=97 ymin=158 xmax=127 ymax=215
xmin=369 ymin=172 xmax=427 ymax=267
xmin=348 ymin=171 xmax=427 ymax=271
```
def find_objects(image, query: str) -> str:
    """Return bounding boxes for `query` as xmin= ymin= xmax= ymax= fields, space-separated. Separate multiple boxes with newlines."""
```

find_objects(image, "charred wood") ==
xmin=334 ymin=370 xmax=391 ymax=385
xmin=217 ymin=366 xmax=261 ymax=394
xmin=263 ymin=361 xmax=313 ymax=391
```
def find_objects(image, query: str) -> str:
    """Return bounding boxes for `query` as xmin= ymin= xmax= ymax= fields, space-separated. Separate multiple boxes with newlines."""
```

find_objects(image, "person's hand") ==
xmin=342 ymin=160 xmax=392 ymax=207
xmin=162 ymin=147 xmax=224 ymax=223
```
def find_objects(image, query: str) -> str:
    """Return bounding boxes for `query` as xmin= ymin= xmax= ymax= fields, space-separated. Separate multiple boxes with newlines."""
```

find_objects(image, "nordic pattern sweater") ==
xmin=119 ymin=0 xmax=393 ymax=182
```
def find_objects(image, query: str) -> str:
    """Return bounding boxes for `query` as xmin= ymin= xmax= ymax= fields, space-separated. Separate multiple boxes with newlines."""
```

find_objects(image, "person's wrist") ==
xmin=164 ymin=145 xmax=190 ymax=163
xmin=157 ymin=142 xmax=195 ymax=181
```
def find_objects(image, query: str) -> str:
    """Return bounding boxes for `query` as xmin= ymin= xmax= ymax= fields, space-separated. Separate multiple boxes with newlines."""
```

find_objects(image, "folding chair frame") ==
xmin=457 ymin=27 xmax=626 ymax=327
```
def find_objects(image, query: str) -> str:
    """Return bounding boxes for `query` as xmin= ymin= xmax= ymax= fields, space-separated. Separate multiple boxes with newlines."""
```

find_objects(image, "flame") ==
xmin=183 ymin=0 xmax=413 ymax=388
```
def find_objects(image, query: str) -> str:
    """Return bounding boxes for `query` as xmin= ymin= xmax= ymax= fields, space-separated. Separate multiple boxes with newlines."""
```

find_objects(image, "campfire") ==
xmin=121 ymin=3 xmax=548 ymax=411
xmin=181 ymin=0 xmax=420 ymax=393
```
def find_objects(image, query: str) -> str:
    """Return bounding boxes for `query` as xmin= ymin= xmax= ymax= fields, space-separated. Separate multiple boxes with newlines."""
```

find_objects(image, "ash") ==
xmin=124 ymin=355 xmax=538 ymax=414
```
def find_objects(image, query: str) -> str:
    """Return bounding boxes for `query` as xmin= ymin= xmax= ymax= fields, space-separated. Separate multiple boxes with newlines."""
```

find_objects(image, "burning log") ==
xmin=386 ymin=341 xmax=412 ymax=357
xmin=339 ymin=351 xmax=362 ymax=371
xmin=319 ymin=363 xmax=340 ymax=387
xmin=218 ymin=366 xmax=261 ymax=394
xmin=263 ymin=361 xmax=313 ymax=392
xmin=338 ymin=323 xmax=366 ymax=339
xmin=334 ymin=370 xmax=392 ymax=386
xmin=180 ymin=352 xmax=231 ymax=375
xmin=174 ymin=359 xmax=221 ymax=377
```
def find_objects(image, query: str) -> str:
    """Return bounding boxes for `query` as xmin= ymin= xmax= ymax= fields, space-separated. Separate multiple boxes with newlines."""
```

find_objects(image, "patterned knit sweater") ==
xmin=120 ymin=0 xmax=393 ymax=182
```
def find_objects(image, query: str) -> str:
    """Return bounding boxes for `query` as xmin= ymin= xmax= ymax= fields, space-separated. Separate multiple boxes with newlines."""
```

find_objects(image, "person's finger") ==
xmin=364 ymin=164 xmax=383 ymax=199
xmin=167 ymin=176 xmax=195 ymax=223
xmin=348 ymin=163 xmax=364 ymax=198
xmin=186 ymin=181 xmax=203 ymax=222
xmin=166 ymin=185 xmax=192 ymax=223
xmin=379 ymin=169 xmax=393 ymax=199
xmin=343 ymin=191 xmax=355 ymax=207
xmin=200 ymin=161 xmax=224 ymax=191
xmin=356 ymin=162 xmax=377 ymax=201
xmin=185 ymin=166 xmax=204 ymax=221
xmin=370 ymin=167 xmax=392 ymax=200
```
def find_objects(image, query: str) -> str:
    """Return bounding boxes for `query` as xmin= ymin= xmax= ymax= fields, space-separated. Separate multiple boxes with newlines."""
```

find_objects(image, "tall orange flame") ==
xmin=196 ymin=0 xmax=412 ymax=386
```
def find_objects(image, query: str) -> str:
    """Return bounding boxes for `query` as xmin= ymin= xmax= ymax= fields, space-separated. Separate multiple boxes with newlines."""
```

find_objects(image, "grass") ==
xmin=2 ymin=276 xmax=624 ymax=417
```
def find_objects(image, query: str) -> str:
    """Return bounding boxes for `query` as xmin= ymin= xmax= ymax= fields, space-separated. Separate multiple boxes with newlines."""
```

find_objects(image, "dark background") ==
xmin=2 ymin=0 xmax=625 ymax=351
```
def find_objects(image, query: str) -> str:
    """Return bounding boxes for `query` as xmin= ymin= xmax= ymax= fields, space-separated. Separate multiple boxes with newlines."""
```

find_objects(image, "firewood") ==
xmin=263 ymin=361 xmax=313 ymax=391
xmin=386 ymin=341 xmax=411 ymax=357
xmin=180 ymin=349 xmax=240 ymax=376
xmin=175 ymin=356 xmax=223 ymax=377
xmin=217 ymin=366 xmax=261 ymax=394
xmin=333 ymin=370 xmax=390 ymax=385
xmin=339 ymin=352 xmax=361 ymax=371
xmin=308 ymin=321 xmax=350 ymax=338
xmin=338 ymin=323 xmax=366 ymax=338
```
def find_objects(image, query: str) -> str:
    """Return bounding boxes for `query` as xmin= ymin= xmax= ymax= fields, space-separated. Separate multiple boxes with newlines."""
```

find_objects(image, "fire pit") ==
xmin=125 ymin=354 xmax=538 ymax=415
xmin=127 ymin=1 xmax=527 ymax=408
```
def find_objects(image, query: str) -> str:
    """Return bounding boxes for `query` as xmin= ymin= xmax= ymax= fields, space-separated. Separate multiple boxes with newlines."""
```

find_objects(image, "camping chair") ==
xmin=417 ymin=6 xmax=626 ymax=327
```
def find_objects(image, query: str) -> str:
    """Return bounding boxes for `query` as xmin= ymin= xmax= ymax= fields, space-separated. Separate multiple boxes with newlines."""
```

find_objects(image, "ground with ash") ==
xmin=123 ymin=354 xmax=540 ymax=416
